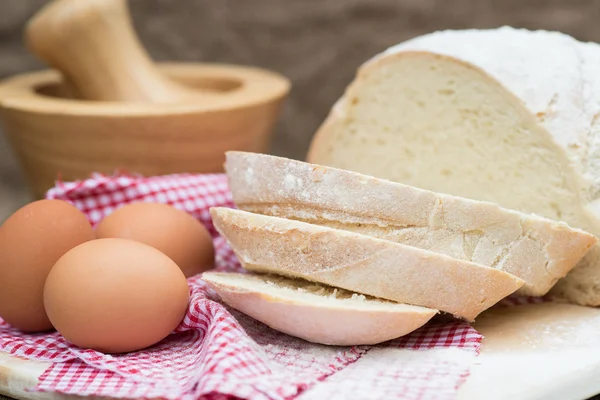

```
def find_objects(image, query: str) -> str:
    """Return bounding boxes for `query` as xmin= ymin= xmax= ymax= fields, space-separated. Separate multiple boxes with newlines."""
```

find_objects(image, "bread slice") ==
xmin=304 ymin=27 xmax=600 ymax=305
xmin=224 ymin=151 xmax=597 ymax=297
xmin=202 ymin=271 xmax=438 ymax=346
xmin=210 ymin=207 xmax=524 ymax=321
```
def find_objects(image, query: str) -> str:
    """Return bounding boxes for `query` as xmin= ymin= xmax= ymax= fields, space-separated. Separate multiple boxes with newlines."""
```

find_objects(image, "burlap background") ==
xmin=2 ymin=0 xmax=600 ymax=222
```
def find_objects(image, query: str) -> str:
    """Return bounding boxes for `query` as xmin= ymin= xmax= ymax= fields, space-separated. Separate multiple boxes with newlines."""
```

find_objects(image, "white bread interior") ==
xmin=225 ymin=151 xmax=597 ymax=297
xmin=210 ymin=207 xmax=524 ymax=321
xmin=202 ymin=271 xmax=438 ymax=346
xmin=306 ymin=27 xmax=600 ymax=306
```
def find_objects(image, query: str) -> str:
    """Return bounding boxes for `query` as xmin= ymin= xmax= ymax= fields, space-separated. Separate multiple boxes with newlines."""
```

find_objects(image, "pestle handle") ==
xmin=25 ymin=0 xmax=199 ymax=103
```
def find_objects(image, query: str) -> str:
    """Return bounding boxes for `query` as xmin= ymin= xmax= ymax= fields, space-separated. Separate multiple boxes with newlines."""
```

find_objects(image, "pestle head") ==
xmin=24 ymin=0 xmax=206 ymax=103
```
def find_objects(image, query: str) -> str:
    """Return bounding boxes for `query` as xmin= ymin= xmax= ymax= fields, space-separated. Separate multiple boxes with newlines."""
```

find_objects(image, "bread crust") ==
xmin=225 ymin=151 xmax=597 ymax=296
xmin=202 ymin=271 xmax=437 ymax=346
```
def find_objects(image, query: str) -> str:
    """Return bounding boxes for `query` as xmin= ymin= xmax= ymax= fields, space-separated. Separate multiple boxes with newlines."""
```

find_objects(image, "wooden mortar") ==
xmin=0 ymin=0 xmax=290 ymax=199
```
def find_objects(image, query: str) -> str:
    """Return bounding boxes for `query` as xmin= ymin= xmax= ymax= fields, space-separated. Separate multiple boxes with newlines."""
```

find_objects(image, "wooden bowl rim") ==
xmin=0 ymin=62 xmax=291 ymax=117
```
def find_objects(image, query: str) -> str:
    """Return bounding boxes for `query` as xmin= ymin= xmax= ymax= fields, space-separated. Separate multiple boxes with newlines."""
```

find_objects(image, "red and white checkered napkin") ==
xmin=0 ymin=172 xmax=483 ymax=400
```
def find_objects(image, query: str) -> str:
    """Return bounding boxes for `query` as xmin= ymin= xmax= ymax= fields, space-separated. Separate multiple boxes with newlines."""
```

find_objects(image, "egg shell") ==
xmin=95 ymin=202 xmax=215 ymax=278
xmin=0 ymin=199 xmax=95 ymax=332
xmin=43 ymin=238 xmax=190 ymax=354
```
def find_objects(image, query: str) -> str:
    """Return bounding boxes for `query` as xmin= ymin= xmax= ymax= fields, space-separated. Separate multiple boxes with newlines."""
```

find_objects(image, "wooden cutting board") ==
xmin=1 ymin=302 xmax=600 ymax=400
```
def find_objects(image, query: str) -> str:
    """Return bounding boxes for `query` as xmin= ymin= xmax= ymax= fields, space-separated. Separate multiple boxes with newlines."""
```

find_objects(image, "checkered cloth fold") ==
xmin=0 ymin=173 xmax=482 ymax=400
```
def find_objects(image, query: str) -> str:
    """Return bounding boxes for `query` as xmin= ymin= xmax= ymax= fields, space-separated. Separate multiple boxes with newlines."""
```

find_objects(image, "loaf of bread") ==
xmin=306 ymin=26 xmax=600 ymax=306
xmin=224 ymin=151 xmax=597 ymax=296
xmin=210 ymin=207 xmax=524 ymax=321
xmin=202 ymin=271 xmax=437 ymax=345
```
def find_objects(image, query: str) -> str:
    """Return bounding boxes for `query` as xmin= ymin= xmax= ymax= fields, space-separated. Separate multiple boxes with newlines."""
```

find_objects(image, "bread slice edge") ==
xmin=210 ymin=206 xmax=525 ymax=321
xmin=224 ymin=150 xmax=598 ymax=297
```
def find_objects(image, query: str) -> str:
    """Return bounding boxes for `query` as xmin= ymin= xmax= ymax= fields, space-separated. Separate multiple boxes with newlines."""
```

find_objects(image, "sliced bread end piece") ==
xmin=202 ymin=271 xmax=438 ymax=346
xmin=210 ymin=206 xmax=525 ymax=321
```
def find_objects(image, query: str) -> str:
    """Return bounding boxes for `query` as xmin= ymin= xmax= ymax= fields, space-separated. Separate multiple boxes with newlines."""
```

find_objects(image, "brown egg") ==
xmin=0 ymin=199 xmax=95 ymax=332
xmin=95 ymin=202 xmax=214 ymax=278
xmin=43 ymin=238 xmax=190 ymax=354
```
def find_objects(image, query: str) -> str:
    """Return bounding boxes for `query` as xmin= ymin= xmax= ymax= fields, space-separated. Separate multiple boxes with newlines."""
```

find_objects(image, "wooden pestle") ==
xmin=25 ymin=0 xmax=211 ymax=103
